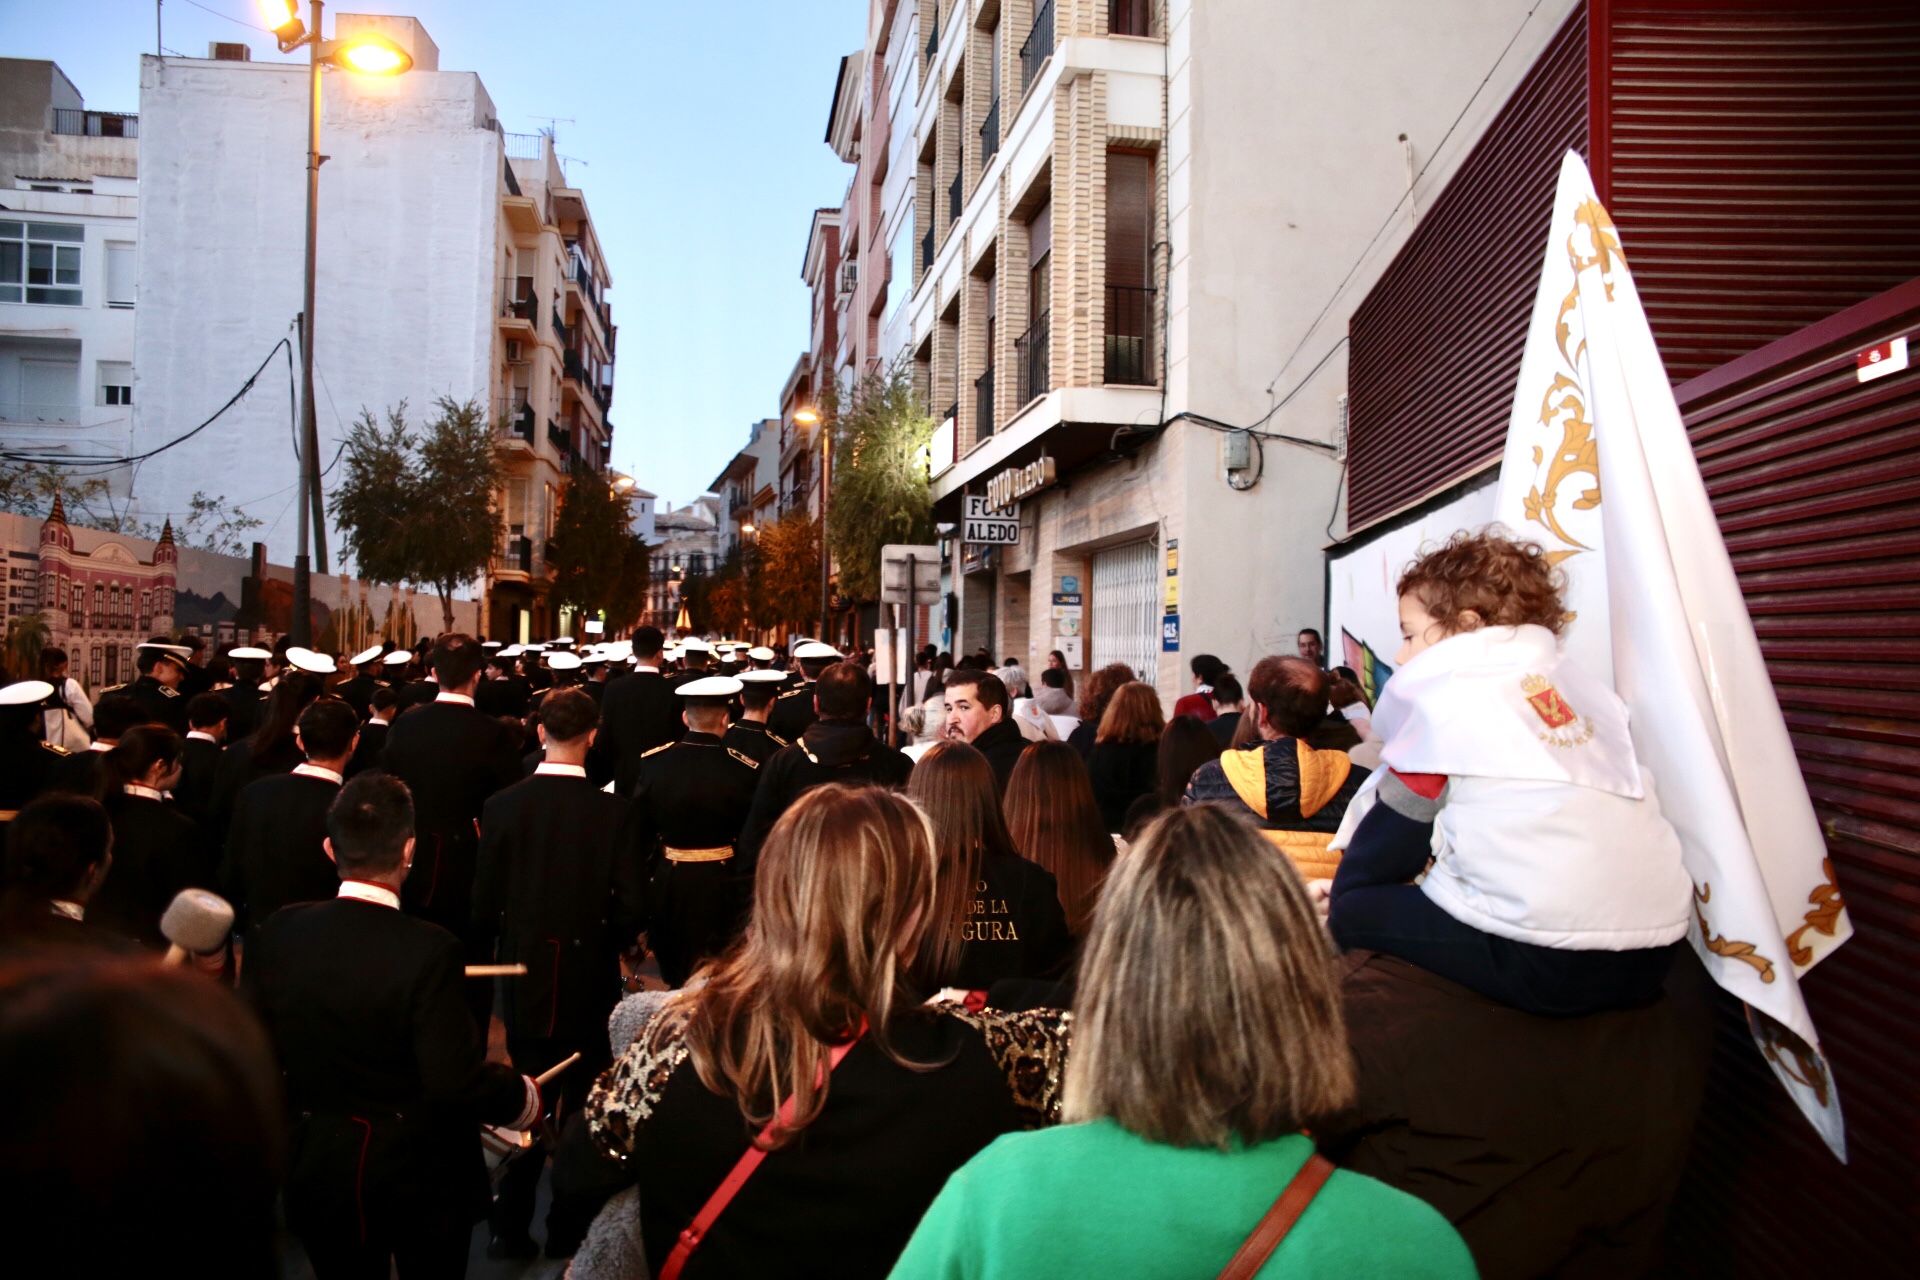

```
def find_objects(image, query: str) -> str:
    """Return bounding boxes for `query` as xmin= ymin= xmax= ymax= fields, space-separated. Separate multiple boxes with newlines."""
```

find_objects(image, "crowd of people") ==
xmin=0 ymin=530 xmax=1717 ymax=1279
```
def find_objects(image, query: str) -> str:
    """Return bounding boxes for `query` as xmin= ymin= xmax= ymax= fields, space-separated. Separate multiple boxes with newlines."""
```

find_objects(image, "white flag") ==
xmin=1494 ymin=151 xmax=1853 ymax=1158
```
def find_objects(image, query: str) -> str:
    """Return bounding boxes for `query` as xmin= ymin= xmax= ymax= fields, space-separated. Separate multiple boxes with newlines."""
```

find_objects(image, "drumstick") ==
xmin=534 ymin=1052 xmax=582 ymax=1088
xmin=464 ymin=964 xmax=528 ymax=977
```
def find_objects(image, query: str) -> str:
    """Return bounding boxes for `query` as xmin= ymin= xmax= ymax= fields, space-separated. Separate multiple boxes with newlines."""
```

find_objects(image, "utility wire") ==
xmin=179 ymin=0 xmax=270 ymax=33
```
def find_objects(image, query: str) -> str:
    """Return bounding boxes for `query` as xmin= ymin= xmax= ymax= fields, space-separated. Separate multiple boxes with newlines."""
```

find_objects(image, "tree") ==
xmin=754 ymin=512 xmax=822 ymax=633
xmin=823 ymin=357 xmax=936 ymax=602
xmin=0 ymin=460 xmax=260 ymax=554
xmin=5 ymin=611 xmax=49 ymax=678
xmin=547 ymin=462 xmax=650 ymax=633
xmin=328 ymin=397 xmax=505 ymax=633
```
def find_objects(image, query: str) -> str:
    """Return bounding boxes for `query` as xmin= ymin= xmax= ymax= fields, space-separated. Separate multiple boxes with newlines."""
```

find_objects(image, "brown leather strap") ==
xmin=1216 ymin=1153 xmax=1335 ymax=1280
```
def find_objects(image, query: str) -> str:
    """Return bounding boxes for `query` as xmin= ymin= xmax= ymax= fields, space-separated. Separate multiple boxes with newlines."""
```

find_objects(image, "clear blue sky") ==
xmin=0 ymin=0 xmax=865 ymax=507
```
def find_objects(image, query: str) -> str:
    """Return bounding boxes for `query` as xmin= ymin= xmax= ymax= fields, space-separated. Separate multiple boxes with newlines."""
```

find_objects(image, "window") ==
xmin=1090 ymin=540 xmax=1160 ymax=681
xmin=98 ymin=361 xmax=133 ymax=407
xmin=105 ymin=242 xmax=135 ymax=307
xmin=0 ymin=221 xmax=85 ymax=305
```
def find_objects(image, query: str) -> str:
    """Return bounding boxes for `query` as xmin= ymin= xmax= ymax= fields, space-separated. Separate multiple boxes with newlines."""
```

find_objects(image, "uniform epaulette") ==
xmin=641 ymin=741 xmax=673 ymax=758
xmin=726 ymin=747 xmax=759 ymax=769
xmin=768 ymin=730 xmax=790 ymax=747
xmin=776 ymin=685 xmax=808 ymax=699
xmin=159 ymin=686 xmax=180 ymax=698
xmin=99 ymin=683 xmax=126 ymax=695
xmin=39 ymin=740 xmax=70 ymax=756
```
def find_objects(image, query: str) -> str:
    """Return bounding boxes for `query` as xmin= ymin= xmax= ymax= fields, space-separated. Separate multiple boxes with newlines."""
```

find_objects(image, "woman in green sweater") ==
xmin=891 ymin=804 xmax=1477 ymax=1279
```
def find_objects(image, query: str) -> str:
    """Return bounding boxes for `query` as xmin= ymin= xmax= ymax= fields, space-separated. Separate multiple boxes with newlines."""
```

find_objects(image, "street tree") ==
xmin=754 ymin=512 xmax=821 ymax=634
xmin=547 ymin=461 xmax=650 ymax=633
xmin=824 ymin=358 xmax=935 ymax=602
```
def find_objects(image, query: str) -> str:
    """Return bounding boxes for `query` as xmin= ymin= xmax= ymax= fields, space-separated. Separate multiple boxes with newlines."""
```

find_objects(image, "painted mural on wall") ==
xmin=1 ymin=503 xmax=476 ymax=692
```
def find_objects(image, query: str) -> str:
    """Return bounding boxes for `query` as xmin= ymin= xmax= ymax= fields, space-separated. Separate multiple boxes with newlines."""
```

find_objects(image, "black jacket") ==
xmin=720 ymin=718 xmax=788 ymax=765
xmin=631 ymin=733 xmax=762 ymax=986
xmin=127 ymin=674 xmax=188 ymax=734
xmin=244 ymin=897 xmax=530 ymax=1231
xmin=221 ymin=770 xmax=341 ymax=937
xmin=939 ymin=851 xmax=1072 ymax=991
xmin=346 ymin=718 xmax=388 ymax=779
xmin=592 ymin=671 xmax=683 ymax=795
xmin=1088 ymin=740 xmax=1159 ymax=834
xmin=1067 ymin=719 xmax=1098 ymax=760
xmin=216 ymin=680 xmax=265 ymax=742
xmin=1208 ymin=711 xmax=1244 ymax=748
xmin=91 ymin=791 xmax=207 ymax=951
xmin=175 ymin=733 xmax=224 ymax=824
xmin=335 ymin=673 xmax=381 ymax=720
xmin=472 ymin=771 xmax=645 ymax=1044
xmin=736 ymin=720 xmax=914 ymax=872
xmin=763 ymin=679 xmax=818 ymax=745
xmin=208 ymin=733 xmax=305 ymax=850
xmin=969 ymin=717 xmax=1030 ymax=795
xmin=475 ymin=674 xmax=531 ymax=720
xmin=379 ymin=698 xmax=522 ymax=932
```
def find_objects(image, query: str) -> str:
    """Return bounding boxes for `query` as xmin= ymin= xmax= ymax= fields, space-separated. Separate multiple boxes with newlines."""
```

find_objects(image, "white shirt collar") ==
xmin=634 ymin=664 xmax=660 ymax=673
xmin=187 ymin=730 xmax=218 ymax=743
xmin=292 ymin=762 xmax=345 ymax=785
xmin=123 ymin=783 xmax=166 ymax=802
xmin=88 ymin=740 xmax=114 ymax=753
xmin=434 ymin=691 xmax=475 ymax=707
xmin=369 ymin=713 xmax=391 ymax=725
xmin=337 ymin=880 xmax=401 ymax=910
xmin=534 ymin=762 xmax=587 ymax=778
xmin=49 ymin=900 xmax=84 ymax=922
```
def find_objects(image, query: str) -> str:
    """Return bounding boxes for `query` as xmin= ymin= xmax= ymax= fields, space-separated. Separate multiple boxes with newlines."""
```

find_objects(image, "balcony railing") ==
xmin=503 ymin=294 xmax=536 ymax=323
xmin=921 ymin=225 xmax=935 ymax=274
xmin=547 ymin=421 xmax=572 ymax=457
xmin=926 ymin=4 xmax=939 ymax=59
xmin=51 ymin=109 xmax=136 ymax=138
xmin=509 ymin=404 xmax=536 ymax=442
xmin=502 ymin=130 xmax=544 ymax=160
xmin=1015 ymin=310 xmax=1050 ymax=407
xmin=502 ymin=160 xmax=522 ymax=197
xmin=975 ymin=366 xmax=995 ymax=441
xmin=980 ymin=98 xmax=1000 ymax=165
xmin=1104 ymin=285 xmax=1156 ymax=385
xmin=552 ymin=309 xmax=570 ymax=349
xmin=1021 ymin=1 xmax=1055 ymax=92
xmin=1109 ymin=0 xmax=1151 ymax=36
xmin=564 ymin=349 xmax=588 ymax=386
xmin=949 ymin=170 xmax=963 ymax=225
xmin=500 ymin=536 xmax=533 ymax=573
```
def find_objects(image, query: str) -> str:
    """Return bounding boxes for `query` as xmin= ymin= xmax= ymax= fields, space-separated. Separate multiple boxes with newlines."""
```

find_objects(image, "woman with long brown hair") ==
xmin=1066 ymin=662 xmax=1135 ymax=758
xmin=893 ymin=804 xmax=1475 ymax=1278
xmin=1004 ymin=741 xmax=1114 ymax=941
xmin=908 ymin=742 xmax=1071 ymax=990
xmin=578 ymin=784 xmax=1069 ymax=1277
xmin=1087 ymin=682 xmax=1163 ymax=833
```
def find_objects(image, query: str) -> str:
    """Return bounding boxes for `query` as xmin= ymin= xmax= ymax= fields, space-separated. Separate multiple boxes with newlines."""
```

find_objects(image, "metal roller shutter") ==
xmin=1663 ymin=278 xmax=1920 ymax=1274
xmin=1090 ymin=540 xmax=1158 ymax=682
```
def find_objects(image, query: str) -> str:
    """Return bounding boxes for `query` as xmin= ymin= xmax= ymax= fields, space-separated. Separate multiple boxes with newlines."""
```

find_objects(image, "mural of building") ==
xmin=35 ymin=492 xmax=174 ymax=688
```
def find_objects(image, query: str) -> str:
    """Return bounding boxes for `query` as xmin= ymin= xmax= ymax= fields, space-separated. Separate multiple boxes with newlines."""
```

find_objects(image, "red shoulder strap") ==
xmin=1216 ymin=1153 xmax=1335 ymax=1280
xmin=657 ymin=1025 xmax=866 ymax=1280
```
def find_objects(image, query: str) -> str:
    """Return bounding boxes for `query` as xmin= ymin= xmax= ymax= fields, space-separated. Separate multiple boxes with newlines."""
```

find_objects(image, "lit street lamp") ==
xmin=260 ymin=1 xmax=412 ymax=646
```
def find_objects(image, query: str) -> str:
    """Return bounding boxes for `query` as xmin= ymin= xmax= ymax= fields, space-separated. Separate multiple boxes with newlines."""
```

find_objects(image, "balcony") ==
xmin=505 ymin=403 xmax=536 ymax=447
xmin=975 ymin=366 xmax=995 ymax=441
xmin=496 ymin=535 xmax=533 ymax=576
xmin=980 ymin=98 xmax=1000 ymax=165
xmin=921 ymin=225 xmax=935 ymax=274
xmin=51 ymin=109 xmax=136 ymax=138
xmin=563 ymin=348 xmax=588 ymax=387
xmin=499 ymin=292 xmax=537 ymax=334
xmin=552 ymin=308 xmax=571 ymax=350
xmin=1104 ymin=285 xmax=1156 ymax=385
xmin=1021 ymin=0 xmax=1055 ymax=92
xmin=1015 ymin=310 xmax=1050 ymax=407
xmin=1109 ymin=0 xmax=1151 ymax=36
xmin=948 ymin=170 xmax=963 ymax=226
xmin=547 ymin=421 xmax=573 ymax=460
xmin=502 ymin=160 xmax=521 ymax=198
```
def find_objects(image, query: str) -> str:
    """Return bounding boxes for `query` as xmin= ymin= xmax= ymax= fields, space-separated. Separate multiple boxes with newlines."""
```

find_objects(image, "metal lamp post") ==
xmin=262 ymin=1 xmax=412 ymax=645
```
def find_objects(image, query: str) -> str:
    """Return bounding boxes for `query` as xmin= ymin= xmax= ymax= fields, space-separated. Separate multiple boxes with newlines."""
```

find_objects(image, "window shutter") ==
xmin=106 ymin=242 xmax=135 ymax=306
xmin=1106 ymin=153 xmax=1151 ymax=289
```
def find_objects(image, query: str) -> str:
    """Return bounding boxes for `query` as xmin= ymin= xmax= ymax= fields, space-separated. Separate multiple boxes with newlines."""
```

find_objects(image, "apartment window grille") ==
xmin=0 ymin=220 xmax=84 ymax=305
xmin=1090 ymin=540 xmax=1160 ymax=681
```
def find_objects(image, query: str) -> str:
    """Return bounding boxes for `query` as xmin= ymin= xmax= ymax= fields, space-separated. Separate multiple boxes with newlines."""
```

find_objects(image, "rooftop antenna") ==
xmin=531 ymin=116 xmax=575 ymax=142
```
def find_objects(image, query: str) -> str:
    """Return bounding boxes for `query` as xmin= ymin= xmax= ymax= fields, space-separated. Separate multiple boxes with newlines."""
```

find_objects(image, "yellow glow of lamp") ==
xmin=259 ymin=0 xmax=305 ymax=46
xmin=793 ymin=407 xmax=820 ymax=426
xmin=327 ymin=34 xmax=413 ymax=75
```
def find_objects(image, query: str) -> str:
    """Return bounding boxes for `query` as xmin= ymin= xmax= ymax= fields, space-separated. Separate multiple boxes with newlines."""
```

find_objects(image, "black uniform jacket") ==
xmin=346 ymin=718 xmax=388 ymax=779
xmin=91 ymin=790 xmax=207 ymax=951
xmin=736 ymin=719 xmax=914 ymax=872
xmin=335 ymin=673 xmax=381 ymax=720
xmin=763 ymin=679 xmax=818 ymax=745
xmin=244 ymin=896 xmax=530 ymax=1227
xmin=475 ymin=674 xmax=531 ymax=720
xmin=127 ymin=674 xmax=188 ymax=734
xmin=217 ymin=680 xmax=265 ymax=741
xmin=720 ymin=718 xmax=787 ymax=765
xmin=175 ymin=732 xmax=223 ymax=824
xmin=592 ymin=670 xmax=683 ymax=795
xmin=472 ymin=770 xmax=645 ymax=1044
xmin=43 ymin=743 xmax=109 ymax=799
xmin=222 ymin=769 xmax=342 ymax=937
xmin=630 ymin=733 xmax=761 ymax=986
xmin=379 ymin=697 xmax=522 ymax=929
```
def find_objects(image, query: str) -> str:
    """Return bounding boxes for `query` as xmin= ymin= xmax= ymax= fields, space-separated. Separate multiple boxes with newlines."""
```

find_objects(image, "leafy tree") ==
xmin=823 ymin=358 xmax=935 ymax=602
xmin=170 ymin=491 xmax=264 ymax=557
xmin=754 ymin=512 xmax=821 ymax=633
xmin=0 ymin=460 xmax=261 ymax=555
xmin=547 ymin=462 xmax=650 ymax=633
xmin=328 ymin=397 xmax=504 ymax=633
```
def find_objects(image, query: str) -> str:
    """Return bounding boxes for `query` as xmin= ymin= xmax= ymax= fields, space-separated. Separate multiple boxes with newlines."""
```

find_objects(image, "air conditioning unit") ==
xmin=839 ymin=261 xmax=859 ymax=295
xmin=209 ymin=42 xmax=251 ymax=61
xmin=505 ymin=340 xmax=525 ymax=363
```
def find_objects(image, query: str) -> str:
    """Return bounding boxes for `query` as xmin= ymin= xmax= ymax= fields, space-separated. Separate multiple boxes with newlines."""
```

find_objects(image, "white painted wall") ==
xmin=130 ymin=53 xmax=501 ymax=569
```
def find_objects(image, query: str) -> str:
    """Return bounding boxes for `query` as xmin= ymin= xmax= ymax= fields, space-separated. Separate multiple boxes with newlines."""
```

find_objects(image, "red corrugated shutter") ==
xmin=1346 ymin=7 xmax=1589 ymax=530
xmin=1663 ymin=279 xmax=1920 ymax=1274
xmin=1596 ymin=0 xmax=1920 ymax=383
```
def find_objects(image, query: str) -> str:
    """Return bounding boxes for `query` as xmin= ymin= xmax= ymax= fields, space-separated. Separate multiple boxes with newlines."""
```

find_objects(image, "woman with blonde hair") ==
xmin=891 ymin=804 xmax=1475 ymax=1278
xmin=908 ymin=742 xmax=1071 ymax=991
xmin=1087 ymin=681 xmax=1163 ymax=833
xmin=579 ymin=784 xmax=1068 ymax=1277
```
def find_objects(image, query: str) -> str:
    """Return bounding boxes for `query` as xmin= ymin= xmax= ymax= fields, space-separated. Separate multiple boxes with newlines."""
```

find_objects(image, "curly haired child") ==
xmin=1326 ymin=530 xmax=1693 ymax=1016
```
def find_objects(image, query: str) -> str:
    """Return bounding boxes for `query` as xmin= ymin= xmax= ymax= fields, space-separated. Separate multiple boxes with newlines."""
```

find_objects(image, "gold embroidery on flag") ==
xmin=1756 ymin=1014 xmax=1832 ymax=1108
xmin=1693 ymin=882 xmax=1775 ymax=983
xmin=1784 ymin=858 xmax=1846 ymax=970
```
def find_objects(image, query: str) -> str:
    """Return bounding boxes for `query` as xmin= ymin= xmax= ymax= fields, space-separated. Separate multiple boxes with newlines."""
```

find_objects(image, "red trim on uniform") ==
xmin=349 ymin=1115 xmax=374 ymax=1245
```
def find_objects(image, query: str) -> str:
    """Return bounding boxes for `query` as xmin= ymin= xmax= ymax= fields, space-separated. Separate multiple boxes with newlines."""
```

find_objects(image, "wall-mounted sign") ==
xmin=962 ymin=495 xmax=1019 ymax=546
xmin=985 ymin=455 xmax=1058 ymax=512
xmin=1162 ymin=613 xmax=1181 ymax=652
xmin=1164 ymin=537 xmax=1180 ymax=614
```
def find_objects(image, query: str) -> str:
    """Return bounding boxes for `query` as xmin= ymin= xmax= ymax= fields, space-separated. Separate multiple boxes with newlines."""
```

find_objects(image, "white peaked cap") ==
xmin=676 ymin=676 xmax=743 ymax=699
xmin=794 ymin=641 xmax=843 ymax=660
xmin=547 ymin=651 xmax=583 ymax=671
xmin=0 ymin=679 xmax=54 ymax=706
xmin=230 ymin=646 xmax=272 ymax=661
xmin=748 ymin=646 xmax=777 ymax=662
xmin=285 ymin=647 xmax=336 ymax=674
xmin=382 ymin=650 xmax=414 ymax=667
xmin=738 ymin=670 xmax=788 ymax=685
xmin=350 ymin=645 xmax=385 ymax=666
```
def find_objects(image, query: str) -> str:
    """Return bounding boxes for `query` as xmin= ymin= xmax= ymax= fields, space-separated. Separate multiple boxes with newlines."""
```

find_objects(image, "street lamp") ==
xmin=261 ymin=0 xmax=412 ymax=646
xmin=793 ymin=406 xmax=828 ymax=641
